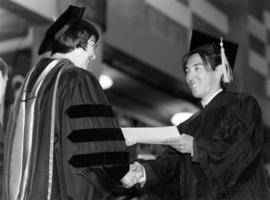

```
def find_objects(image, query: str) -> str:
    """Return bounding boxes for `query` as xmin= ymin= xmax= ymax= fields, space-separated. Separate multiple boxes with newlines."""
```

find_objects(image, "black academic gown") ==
xmin=144 ymin=91 xmax=270 ymax=200
xmin=3 ymin=58 xmax=129 ymax=200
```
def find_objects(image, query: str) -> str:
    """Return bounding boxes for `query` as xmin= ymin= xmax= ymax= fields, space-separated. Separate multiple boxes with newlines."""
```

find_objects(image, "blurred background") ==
xmin=0 ymin=0 xmax=270 ymax=199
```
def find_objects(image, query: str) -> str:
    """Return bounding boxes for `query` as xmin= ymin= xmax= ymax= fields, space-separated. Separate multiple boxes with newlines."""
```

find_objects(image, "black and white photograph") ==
xmin=0 ymin=0 xmax=269 ymax=199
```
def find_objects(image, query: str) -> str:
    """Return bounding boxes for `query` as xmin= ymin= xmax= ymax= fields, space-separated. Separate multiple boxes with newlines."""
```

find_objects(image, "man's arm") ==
xmin=122 ymin=147 xmax=181 ymax=188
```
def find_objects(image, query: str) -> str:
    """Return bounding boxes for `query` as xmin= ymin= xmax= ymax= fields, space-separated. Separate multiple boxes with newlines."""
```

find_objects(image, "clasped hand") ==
xmin=121 ymin=162 xmax=145 ymax=188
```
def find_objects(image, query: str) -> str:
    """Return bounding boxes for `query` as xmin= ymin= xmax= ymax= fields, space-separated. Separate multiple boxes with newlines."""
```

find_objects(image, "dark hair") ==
xmin=182 ymin=43 xmax=227 ymax=89
xmin=51 ymin=19 xmax=99 ymax=54
xmin=0 ymin=58 xmax=8 ymax=76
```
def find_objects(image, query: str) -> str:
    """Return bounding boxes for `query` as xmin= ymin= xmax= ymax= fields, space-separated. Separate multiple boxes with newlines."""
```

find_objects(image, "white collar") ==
xmin=201 ymin=89 xmax=223 ymax=108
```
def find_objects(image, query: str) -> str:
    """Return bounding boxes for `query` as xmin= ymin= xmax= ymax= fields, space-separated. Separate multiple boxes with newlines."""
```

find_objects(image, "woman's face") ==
xmin=75 ymin=36 xmax=97 ymax=69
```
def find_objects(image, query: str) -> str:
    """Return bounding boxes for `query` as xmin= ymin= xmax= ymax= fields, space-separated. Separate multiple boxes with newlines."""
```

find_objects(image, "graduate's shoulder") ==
xmin=224 ymin=91 xmax=261 ymax=109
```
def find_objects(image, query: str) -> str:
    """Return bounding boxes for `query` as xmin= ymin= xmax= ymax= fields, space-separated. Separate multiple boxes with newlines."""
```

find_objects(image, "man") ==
xmin=3 ymin=6 xmax=129 ymax=200
xmin=122 ymin=30 xmax=270 ymax=200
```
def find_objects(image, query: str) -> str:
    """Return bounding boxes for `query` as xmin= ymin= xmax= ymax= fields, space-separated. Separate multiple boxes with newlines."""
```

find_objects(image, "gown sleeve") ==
xmin=195 ymin=95 xmax=264 ymax=190
xmin=55 ymin=66 xmax=129 ymax=199
xmin=143 ymin=147 xmax=182 ymax=187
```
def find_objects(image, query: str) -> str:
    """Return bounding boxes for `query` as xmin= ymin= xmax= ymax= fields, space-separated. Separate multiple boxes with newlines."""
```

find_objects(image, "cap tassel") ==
xmin=220 ymin=37 xmax=233 ymax=83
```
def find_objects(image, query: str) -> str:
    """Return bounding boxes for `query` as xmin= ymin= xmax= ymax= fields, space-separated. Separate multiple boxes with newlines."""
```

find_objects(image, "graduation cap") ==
xmin=38 ymin=5 xmax=86 ymax=55
xmin=189 ymin=30 xmax=238 ymax=83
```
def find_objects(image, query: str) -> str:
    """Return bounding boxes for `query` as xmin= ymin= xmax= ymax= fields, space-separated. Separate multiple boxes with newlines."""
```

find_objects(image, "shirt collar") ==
xmin=201 ymin=89 xmax=223 ymax=108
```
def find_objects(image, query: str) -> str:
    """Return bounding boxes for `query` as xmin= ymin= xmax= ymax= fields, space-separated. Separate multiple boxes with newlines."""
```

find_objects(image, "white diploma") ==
xmin=121 ymin=126 xmax=179 ymax=146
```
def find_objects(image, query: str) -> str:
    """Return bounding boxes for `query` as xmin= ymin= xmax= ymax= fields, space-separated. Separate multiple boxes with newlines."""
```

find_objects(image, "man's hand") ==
xmin=163 ymin=134 xmax=194 ymax=154
xmin=121 ymin=162 xmax=145 ymax=188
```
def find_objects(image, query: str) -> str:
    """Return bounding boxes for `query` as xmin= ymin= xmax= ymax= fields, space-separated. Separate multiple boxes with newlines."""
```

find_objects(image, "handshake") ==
xmin=121 ymin=162 xmax=146 ymax=188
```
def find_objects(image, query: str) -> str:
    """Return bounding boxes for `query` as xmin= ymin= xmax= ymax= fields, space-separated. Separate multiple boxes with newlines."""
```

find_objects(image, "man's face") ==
xmin=0 ymin=71 xmax=8 ymax=104
xmin=185 ymin=53 xmax=221 ymax=100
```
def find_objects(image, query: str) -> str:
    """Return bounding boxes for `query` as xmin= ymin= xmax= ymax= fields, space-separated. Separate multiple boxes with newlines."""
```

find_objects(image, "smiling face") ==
xmin=185 ymin=53 xmax=222 ymax=101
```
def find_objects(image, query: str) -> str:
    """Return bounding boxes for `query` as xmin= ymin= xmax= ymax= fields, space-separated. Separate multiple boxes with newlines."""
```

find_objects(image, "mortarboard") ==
xmin=38 ymin=5 xmax=85 ymax=55
xmin=189 ymin=30 xmax=238 ymax=83
xmin=189 ymin=30 xmax=238 ymax=70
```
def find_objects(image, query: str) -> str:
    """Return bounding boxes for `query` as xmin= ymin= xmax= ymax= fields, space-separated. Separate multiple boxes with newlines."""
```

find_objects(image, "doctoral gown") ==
xmin=3 ymin=58 xmax=129 ymax=200
xmin=144 ymin=91 xmax=270 ymax=200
